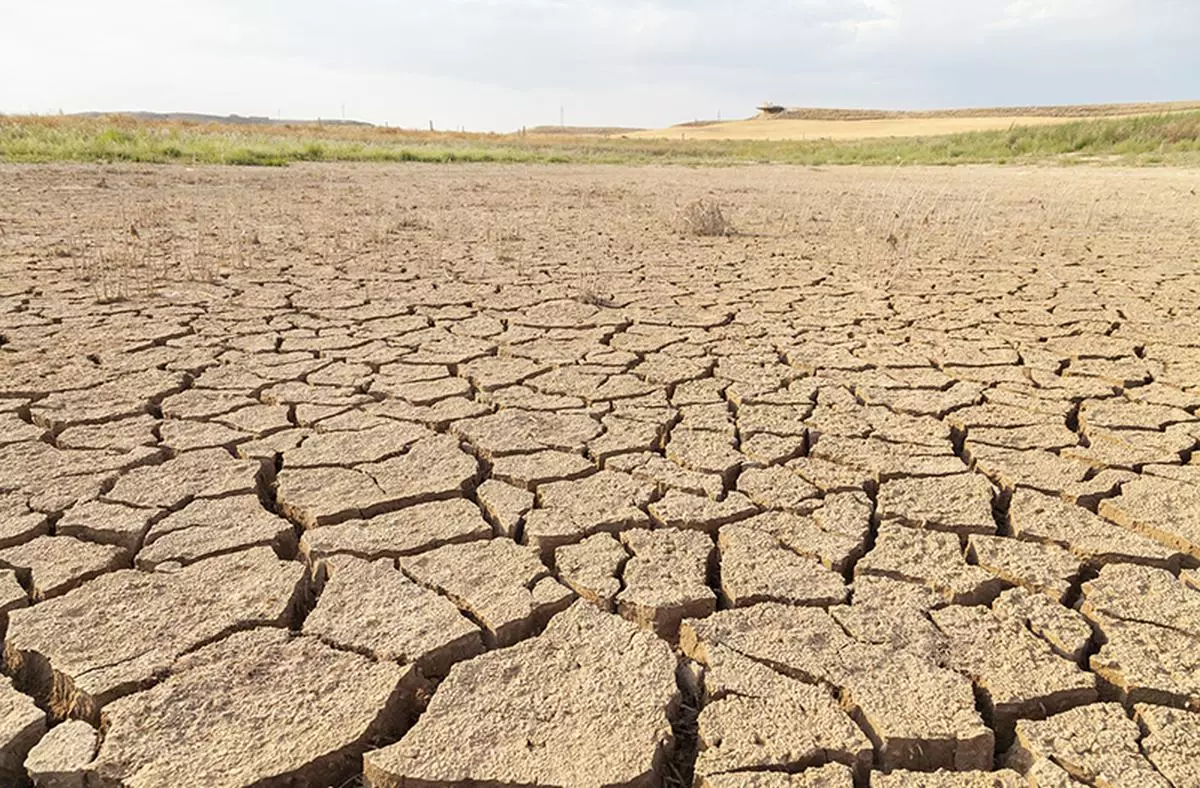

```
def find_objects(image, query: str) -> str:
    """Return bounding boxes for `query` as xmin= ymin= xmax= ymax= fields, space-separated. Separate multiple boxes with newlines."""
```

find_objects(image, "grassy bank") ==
xmin=1 ymin=111 xmax=1198 ymax=166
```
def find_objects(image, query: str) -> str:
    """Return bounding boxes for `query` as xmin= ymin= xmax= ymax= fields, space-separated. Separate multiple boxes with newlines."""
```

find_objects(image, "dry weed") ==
xmin=677 ymin=198 xmax=734 ymax=237
xmin=574 ymin=283 xmax=619 ymax=309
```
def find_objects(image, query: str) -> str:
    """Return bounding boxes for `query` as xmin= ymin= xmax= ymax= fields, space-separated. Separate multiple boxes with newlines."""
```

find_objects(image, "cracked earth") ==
xmin=1 ymin=163 xmax=1199 ymax=787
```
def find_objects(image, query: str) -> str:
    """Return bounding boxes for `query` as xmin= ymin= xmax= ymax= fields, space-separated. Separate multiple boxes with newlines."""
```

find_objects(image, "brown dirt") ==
xmin=1 ymin=162 xmax=1199 ymax=786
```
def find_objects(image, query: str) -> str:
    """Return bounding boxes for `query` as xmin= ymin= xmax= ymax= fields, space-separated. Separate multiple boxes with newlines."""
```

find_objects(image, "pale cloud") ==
xmin=0 ymin=0 xmax=1194 ymax=130
xmin=994 ymin=0 xmax=1118 ymax=30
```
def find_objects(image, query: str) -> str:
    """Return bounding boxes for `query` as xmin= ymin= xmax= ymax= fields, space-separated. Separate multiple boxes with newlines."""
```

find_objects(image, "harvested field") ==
xmin=761 ymin=100 xmax=1200 ymax=121
xmin=632 ymin=100 xmax=1200 ymax=141
xmin=1 ymin=162 xmax=1199 ymax=786
xmin=634 ymin=114 xmax=1091 ymax=141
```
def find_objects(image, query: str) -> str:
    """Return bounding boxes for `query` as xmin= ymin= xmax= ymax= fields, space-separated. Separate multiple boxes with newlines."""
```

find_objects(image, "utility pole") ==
xmin=560 ymin=105 xmax=564 ymax=128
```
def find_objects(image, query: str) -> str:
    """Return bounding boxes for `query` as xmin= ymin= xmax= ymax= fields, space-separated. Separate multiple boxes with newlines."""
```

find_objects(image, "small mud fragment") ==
xmin=992 ymin=587 xmax=1093 ymax=664
xmin=692 ymin=646 xmax=872 ymax=781
xmin=1135 ymin=703 xmax=1200 ymax=787
xmin=966 ymin=534 xmax=1082 ymax=602
xmin=399 ymin=537 xmax=574 ymax=648
xmin=1099 ymin=475 xmax=1200 ymax=559
xmin=930 ymin=604 xmax=1098 ymax=737
xmin=681 ymin=604 xmax=994 ymax=772
xmin=856 ymin=522 xmax=1005 ymax=605
xmin=617 ymin=528 xmax=716 ymax=640
xmin=1005 ymin=703 xmax=1169 ymax=786
xmin=474 ymin=478 xmax=535 ymax=537
xmin=299 ymin=498 xmax=492 ymax=562
xmin=0 ymin=677 xmax=45 ymax=785
xmin=717 ymin=524 xmax=847 ymax=607
xmin=137 ymin=495 xmax=298 ymax=569
xmin=303 ymin=555 xmax=483 ymax=677
xmin=1078 ymin=563 xmax=1200 ymax=709
xmin=554 ymin=532 xmax=626 ymax=611
xmin=877 ymin=473 xmax=998 ymax=536
xmin=522 ymin=470 xmax=655 ymax=560
xmin=699 ymin=764 xmax=854 ymax=788
xmin=1009 ymin=487 xmax=1182 ymax=570
xmin=23 ymin=719 xmax=97 ymax=788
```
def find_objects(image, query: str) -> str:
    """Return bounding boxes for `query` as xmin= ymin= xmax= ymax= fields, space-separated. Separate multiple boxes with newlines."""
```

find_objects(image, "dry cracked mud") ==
xmin=1 ymin=162 xmax=1199 ymax=786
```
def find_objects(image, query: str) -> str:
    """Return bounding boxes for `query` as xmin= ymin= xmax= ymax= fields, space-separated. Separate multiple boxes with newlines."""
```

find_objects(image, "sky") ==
xmin=2 ymin=0 xmax=1196 ymax=131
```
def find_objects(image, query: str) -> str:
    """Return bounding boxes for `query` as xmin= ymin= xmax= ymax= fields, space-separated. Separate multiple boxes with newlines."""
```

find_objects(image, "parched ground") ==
xmin=1 ymin=162 xmax=1199 ymax=787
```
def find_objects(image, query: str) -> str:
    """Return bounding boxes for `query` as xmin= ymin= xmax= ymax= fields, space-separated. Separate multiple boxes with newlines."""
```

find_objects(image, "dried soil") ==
xmin=1 ymin=162 xmax=1198 ymax=786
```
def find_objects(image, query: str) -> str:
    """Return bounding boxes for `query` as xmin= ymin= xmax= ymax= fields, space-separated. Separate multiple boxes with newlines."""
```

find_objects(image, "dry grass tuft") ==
xmin=677 ymin=198 xmax=734 ymax=237
xmin=574 ymin=285 xmax=619 ymax=309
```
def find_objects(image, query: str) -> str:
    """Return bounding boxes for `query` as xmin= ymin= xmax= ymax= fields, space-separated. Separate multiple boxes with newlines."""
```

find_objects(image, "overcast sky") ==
xmin=2 ymin=1 xmax=1196 ymax=131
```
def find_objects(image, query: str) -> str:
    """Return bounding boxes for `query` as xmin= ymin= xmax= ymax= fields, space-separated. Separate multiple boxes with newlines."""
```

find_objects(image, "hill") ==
xmin=70 ymin=111 xmax=374 ymax=127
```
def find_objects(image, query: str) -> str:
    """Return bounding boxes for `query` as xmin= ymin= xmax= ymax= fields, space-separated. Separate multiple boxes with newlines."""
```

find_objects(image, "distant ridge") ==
xmin=70 ymin=111 xmax=374 ymax=127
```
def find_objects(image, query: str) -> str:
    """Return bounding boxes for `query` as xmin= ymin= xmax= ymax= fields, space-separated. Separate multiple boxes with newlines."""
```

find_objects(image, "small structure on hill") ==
xmin=757 ymin=102 xmax=785 ymax=116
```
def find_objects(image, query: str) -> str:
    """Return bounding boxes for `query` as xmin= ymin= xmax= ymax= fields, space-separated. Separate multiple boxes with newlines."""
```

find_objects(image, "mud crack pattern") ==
xmin=0 ymin=163 xmax=1199 ymax=787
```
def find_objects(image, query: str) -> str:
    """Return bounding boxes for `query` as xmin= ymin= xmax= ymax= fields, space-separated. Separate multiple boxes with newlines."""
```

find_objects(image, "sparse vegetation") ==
xmin=1 ymin=111 xmax=1199 ymax=167
xmin=17 ymin=156 xmax=1194 ymax=309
